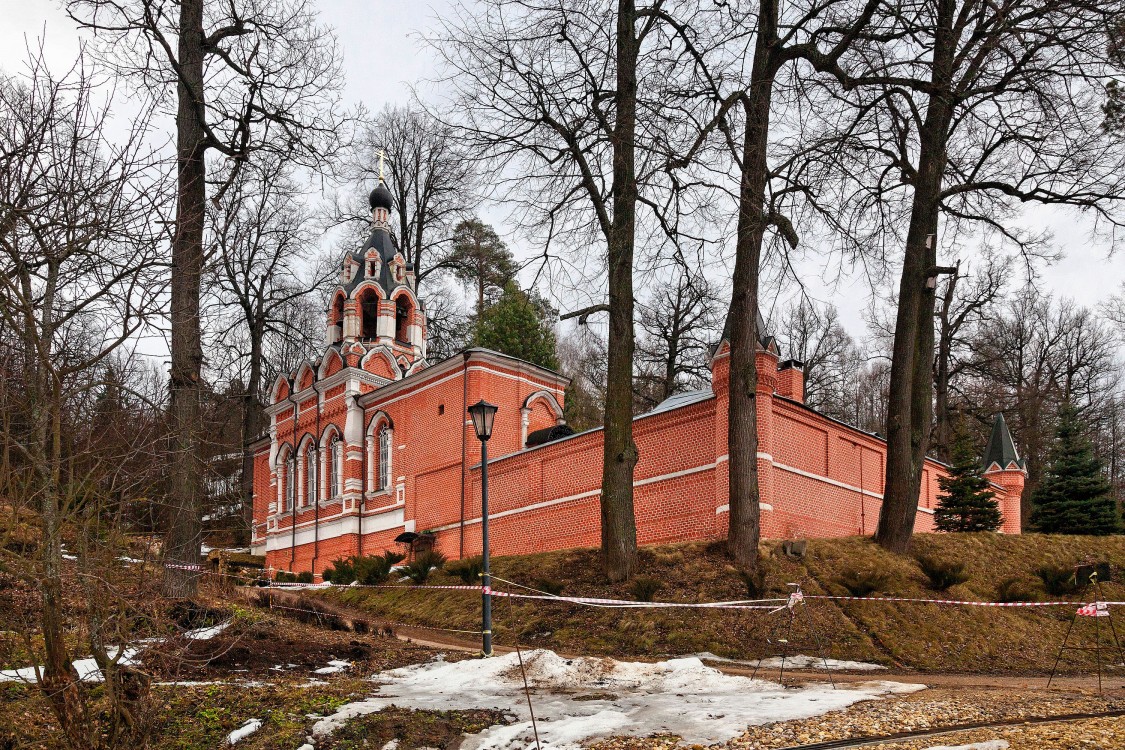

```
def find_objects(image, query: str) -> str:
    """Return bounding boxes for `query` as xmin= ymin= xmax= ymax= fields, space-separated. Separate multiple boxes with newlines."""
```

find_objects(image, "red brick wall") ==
xmin=254 ymin=347 xmax=1024 ymax=576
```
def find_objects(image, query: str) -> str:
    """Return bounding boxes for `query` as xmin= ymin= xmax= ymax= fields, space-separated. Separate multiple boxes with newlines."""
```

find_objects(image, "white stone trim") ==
xmin=265 ymin=508 xmax=404 ymax=552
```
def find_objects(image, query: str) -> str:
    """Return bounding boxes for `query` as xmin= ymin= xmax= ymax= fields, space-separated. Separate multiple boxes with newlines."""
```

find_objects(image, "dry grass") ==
xmin=319 ymin=534 xmax=1125 ymax=674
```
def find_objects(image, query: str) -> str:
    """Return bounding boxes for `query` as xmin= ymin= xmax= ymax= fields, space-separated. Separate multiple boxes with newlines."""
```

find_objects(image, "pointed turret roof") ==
xmin=712 ymin=311 xmax=771 ymax=356
xmin=982 ymin=413 xmax=1022 ymax=471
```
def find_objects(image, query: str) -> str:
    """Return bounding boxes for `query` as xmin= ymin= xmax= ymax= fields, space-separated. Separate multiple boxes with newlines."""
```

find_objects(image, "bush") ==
xmin=296 ymin=571 xmax=314 ymax=584
xmin=916 ymin=555 xmax=970 ymax=591
xmin=631 ymin=576 xmax=663 ymax=602
xmin=996 ymin=576 xmax=1038 ymax=603
xmin=446 ymin=556 xmax=483 ymax=585
xmin=322 ymin=557 xmax=355 ymax=585
xmin=401 ymin=550 xmax=447 ymax=585
xmin=274 ymin=571 xmax=297 ymax=583
xmin=1036 ymin=565 xmax=1079 ymax=596
xmin=835 ymin=567 xmax=891 ymax=597
xmin=534 ymin=578 xmax=565 ymax=596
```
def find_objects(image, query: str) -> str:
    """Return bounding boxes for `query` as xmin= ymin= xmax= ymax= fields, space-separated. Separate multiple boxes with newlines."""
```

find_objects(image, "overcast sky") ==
xmin=3 ymin=0 xmax=1124 ymax=347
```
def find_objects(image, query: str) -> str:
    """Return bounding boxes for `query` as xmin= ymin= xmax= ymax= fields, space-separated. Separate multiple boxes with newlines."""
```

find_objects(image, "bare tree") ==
xmin=337 ymin=104 xmax=477 ymax=287
xmin=932 ymin=254 xmax=1008 ymax=461
xmin=658 ymin=0 xmax=884 ymax=583
xmin=775 ymin=299 xmax=856 ymax=411
xmin=432 ymin=0 xmax=702 ymax=580
xmin=0 ymin=53 xmax=169 ymax=749
xmin=67 ymin=0 xmax=348 ymax=596
xmin=203 ymin=158 xmax=327 ymax=538
xmin=810 ymin=0 xmax=1125 ymax=551
xmin=634 ymin=264 xmax=721 ymax=409
xmin=968 ymin=289 xmax=1119 ymax=525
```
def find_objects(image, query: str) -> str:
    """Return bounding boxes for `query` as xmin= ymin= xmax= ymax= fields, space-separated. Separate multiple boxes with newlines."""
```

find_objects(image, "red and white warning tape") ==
xmin=806 ymin=594 xmax=1101 ymax=608
xmin=219 ymin=570 xmax=1124 ymax=613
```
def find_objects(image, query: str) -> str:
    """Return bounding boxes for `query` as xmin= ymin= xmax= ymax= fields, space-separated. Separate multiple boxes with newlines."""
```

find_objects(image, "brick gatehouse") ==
xmin=250 ymin=179 xmax=1026 ymax=575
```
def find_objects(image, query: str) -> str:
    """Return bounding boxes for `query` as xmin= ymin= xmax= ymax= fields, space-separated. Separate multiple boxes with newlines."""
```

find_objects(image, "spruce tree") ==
xmin=1031 ymin=402 xmax=1121 ymax=535
xmin=475 ymin=282 xmax=560 ymax=370
xmin=934 ymin=427 xmax=1002 ymax=532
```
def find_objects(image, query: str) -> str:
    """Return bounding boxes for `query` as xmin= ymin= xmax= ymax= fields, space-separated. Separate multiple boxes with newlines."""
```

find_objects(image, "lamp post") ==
xmin=467 ymin=399 xmax=498 ymax=656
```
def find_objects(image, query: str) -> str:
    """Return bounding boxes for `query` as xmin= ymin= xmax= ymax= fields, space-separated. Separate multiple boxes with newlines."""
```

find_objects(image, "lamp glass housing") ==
xmin=468 ymin=399 xmax=498 ymax=441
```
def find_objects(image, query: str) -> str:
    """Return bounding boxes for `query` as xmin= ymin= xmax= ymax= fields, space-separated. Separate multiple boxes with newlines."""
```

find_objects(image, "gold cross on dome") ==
xmin=377 ymin=148 xmax=392 ymax=181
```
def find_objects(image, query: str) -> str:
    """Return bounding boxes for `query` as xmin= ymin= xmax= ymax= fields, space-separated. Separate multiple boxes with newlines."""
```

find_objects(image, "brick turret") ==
xmin=981 ymin=413 xmax=1026 ymax=534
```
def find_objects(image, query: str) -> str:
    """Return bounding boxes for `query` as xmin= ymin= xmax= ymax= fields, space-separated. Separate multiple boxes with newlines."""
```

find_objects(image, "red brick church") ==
xmin=250 ymin=180 xmax=1026 ymax=575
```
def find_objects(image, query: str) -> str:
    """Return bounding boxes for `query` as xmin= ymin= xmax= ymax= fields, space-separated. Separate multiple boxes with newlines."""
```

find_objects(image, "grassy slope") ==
xmin=323 ymin=534 xmax=1125 ymax=674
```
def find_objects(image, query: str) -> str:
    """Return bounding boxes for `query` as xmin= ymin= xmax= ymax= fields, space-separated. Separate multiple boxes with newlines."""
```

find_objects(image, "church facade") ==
xmin=249 ymin=181 xmax=1026 ymax=575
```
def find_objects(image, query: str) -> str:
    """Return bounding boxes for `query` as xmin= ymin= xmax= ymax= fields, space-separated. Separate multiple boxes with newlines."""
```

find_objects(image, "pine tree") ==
xmin=1031 ymin=402 xmax=1121 ymax=535
xmin=934 ymin=427 xmax=1002 ymax=532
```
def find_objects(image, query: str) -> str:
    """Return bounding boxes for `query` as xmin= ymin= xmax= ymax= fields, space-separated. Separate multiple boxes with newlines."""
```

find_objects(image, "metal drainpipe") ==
xmin=459 ymin=351 xmax=469 ymax=558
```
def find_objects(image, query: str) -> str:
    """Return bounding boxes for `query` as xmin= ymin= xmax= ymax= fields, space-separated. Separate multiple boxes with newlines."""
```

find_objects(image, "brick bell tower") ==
xmin=325 ymin=167 xmax=427 ymax=374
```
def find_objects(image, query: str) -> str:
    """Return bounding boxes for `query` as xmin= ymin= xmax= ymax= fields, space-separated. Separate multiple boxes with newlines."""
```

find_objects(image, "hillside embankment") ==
xmin=311 ymin=533 xmax=1125 ymax=674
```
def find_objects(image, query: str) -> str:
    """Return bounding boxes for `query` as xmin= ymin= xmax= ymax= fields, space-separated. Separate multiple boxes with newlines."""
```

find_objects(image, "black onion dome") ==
xmin=369 ymin=181 xmax=393 ymax=211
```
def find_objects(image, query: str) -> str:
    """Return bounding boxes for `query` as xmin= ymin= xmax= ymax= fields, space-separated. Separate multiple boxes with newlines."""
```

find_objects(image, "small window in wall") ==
xmin=438 ymin=404 xmax=445 ymax=415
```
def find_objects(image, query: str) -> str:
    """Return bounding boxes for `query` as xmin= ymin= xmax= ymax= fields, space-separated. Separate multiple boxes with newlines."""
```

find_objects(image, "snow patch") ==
xmin=311 ymin=649 xmax=925 ymax=750
xmin=313 ymin=659 xmax=351 ymax=675
xmin=0 ymin=647 xmax=140 ymax=684
xmin=227 ymin=718 xmax=262 ymax=745
xmin=754 ymin=654 xmax=887 ymax=671
xmin=924 ymin=741 xmax=1009 ymax=750
xmin=694 ymin=651 xmax=887 ymax=671
xmin=184 ymin=621 xmax=231 ymax=640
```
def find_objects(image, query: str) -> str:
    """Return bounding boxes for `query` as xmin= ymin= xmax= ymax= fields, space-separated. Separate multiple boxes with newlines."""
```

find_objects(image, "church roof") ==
xmin=342 ymin=227 xmax=400 ymax=296
xmin=982 ymin=413 xmax=1022 ymax=470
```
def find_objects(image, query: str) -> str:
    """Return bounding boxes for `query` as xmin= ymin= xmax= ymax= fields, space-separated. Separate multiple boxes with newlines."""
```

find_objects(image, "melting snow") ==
xmin=226 ymin=718 xmax=262 ymax=745
xmin=184 ymin=621 xmax=231 ymax=640
xmin=0 ymin=647 xmax=140 ymax=684
xmin=753 ymin=654 xmax=887 ymax=671
xmin=925 ymin=742 xmax=1009 ymax=750
xmin=312 ymin=649 xmax=924 ymax=749
xmin=313 ymin=659 xmax=351 ymax=675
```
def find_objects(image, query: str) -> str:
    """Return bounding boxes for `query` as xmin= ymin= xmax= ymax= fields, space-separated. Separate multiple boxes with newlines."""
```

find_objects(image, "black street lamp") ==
xmin=467 ymin=399 xmax=498 ymax=656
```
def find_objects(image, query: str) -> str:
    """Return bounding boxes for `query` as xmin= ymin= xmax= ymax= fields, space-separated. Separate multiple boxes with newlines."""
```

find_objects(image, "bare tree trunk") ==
xmin=726 ymin=28 xmax=776 ymax=579
xmin=875 ymin=2 xmax=955 ymax=552
xmin=164 ymin=0 xmax=207 ymax=598
xmin=600 ymin=0 xmax=640 ymax=582
xmin=932 ymin=269 xmax=958 ymax=461
xmin=239 ymin=320 xmax=265 ymax=543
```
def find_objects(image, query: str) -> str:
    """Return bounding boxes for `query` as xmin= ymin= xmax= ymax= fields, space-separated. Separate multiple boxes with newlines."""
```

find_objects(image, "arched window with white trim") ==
xmin=284 ymin=455 xmax=295 ymax=512
xmin=305 ymin=443 xmax=317 ymax=507
xmin=378 ymin=425 xmax=392 ymax=492
xmin=329 ymin=436 xmax=342 ymax=499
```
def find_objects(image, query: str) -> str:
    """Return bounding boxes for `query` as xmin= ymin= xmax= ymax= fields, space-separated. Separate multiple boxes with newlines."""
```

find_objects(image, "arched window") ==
xmin=329 ymin=436 xmax=342 ymax=499
xmin=394 ymin=298 xmax=410 ymax=343
xmin=332 ymin=294 xmax=344 ymax=340
xmin=304 ymin=443 xmax=317 ymax=507
xmin=359 ymin=289 xmax=380 ymax=339
xmin=284 ymin=455 xmax=295 ymax=512
xmin=378 ymin=426 xmax=392 ymax=492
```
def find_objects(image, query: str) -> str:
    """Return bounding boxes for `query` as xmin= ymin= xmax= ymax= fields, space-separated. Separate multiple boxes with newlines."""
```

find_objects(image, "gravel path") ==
xmin=586 ymin=688 xmax=1123 ymax=750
